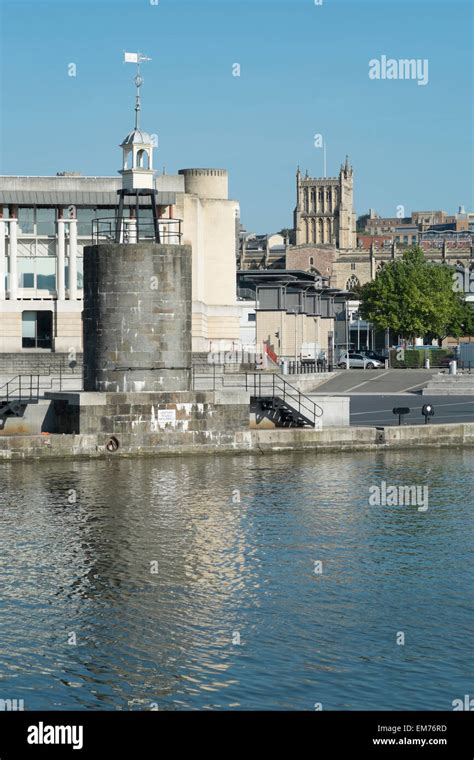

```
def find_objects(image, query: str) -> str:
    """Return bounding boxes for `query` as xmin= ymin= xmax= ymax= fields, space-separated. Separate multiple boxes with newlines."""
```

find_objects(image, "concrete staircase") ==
xmin=422 ymin=373 xmax=474 ymax=395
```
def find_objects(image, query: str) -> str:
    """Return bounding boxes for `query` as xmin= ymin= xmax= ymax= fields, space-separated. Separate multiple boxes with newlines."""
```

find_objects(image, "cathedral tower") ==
xmin=293 ymin=157 xmax=356 ymax=250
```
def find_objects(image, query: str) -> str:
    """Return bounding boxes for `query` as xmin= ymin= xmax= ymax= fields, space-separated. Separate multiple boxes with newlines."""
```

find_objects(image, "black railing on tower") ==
xmin=91 ymin=216 xmax=182 ymax=245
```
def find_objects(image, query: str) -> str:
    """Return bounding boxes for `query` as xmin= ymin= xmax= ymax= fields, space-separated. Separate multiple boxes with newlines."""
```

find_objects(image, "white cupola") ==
xmin=119 ymin=127 xmax=155 ymax=190
xmin=119 ymin=64 xmax=155 ymax=191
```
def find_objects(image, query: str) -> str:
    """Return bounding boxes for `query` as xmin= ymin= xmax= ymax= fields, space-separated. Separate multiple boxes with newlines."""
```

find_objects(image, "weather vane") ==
xmin=124 ymin=51 xmax=152 ymax=130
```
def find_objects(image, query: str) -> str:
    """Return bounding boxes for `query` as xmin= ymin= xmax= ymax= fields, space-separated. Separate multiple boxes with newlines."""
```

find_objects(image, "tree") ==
xmin=359 ymin=246 xmax=473 ymax=344
xmin=279 ymin=228 xmax=295 ymax=245
xmin=356 ymin=214 xmax=370 ymax=232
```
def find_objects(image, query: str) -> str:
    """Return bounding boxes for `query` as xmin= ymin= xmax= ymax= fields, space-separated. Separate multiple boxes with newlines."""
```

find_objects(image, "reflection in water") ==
xmin=0 ymin=449 xmax=472 ymax=710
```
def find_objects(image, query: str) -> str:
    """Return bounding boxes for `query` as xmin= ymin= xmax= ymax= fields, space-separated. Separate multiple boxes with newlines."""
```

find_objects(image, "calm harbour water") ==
xmin=0 ymin=448 xmax=472 ymax=711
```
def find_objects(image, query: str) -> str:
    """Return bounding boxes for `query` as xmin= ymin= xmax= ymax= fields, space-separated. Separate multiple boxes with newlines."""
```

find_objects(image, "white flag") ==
xmin=124 ymin=52 xmax=139 ymax=64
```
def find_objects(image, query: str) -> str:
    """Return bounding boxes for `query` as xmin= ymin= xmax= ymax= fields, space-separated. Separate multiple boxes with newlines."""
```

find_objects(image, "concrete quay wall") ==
xmin=0 ymin=423 xmax=473 ymax=462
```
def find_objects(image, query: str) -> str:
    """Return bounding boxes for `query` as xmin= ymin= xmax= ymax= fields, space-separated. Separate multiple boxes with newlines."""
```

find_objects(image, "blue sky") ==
xmin=0 ymin=0 xmax=472 ymax=231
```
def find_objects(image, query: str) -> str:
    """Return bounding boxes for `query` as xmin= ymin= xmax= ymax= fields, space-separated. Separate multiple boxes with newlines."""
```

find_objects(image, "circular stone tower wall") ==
xmin=178 ymin=168 xmax=228 ymax=199
xmin=83 ymin=243 xmax=192 ymax=393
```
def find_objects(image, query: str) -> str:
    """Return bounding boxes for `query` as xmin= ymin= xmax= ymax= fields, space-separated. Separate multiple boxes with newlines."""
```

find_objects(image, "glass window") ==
xmin=76 ymin=208 xmax=96 ymax=236
xmin=36 ymin=208 xmax=56 ymax=236
xmin=95 ymin=207 xmax=116 ymax=218
xmin=18 ymin=257 xmax=56 ymax=290
xmin=36 ymin=257 xmax=56 ymax=290
xmin=18 ymin=208 xmax=34 ymax=234
xmin=137 ymin=207 xmax=154 ymax=238
xmin=247 ymin=313 xmax=256 ymax=322
xmin=21 ymin=311 xmax=52 ymax=349
xmin=22 ymin=311 xmax=36 ymax=348
xmin=18 ymin=258 xmax=35 ymax=288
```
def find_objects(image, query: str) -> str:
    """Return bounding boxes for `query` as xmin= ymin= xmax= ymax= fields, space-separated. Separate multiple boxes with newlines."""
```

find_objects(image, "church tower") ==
xmin=338 ymin=156 xmax=356 ymax=250
xmin=293 ymin=156 xmax=356 ymax=250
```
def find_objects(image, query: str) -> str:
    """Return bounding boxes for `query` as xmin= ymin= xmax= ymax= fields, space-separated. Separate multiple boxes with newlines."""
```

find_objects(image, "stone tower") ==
xmin=294 ymin=157 xmax=356 ymax=250
xmin=82 ymin=53 xmax=192 ymax=393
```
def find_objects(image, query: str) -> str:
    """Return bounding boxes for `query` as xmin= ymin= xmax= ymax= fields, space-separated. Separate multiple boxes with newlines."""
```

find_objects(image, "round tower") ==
xmin=178 ymin=168 xmax=228 ymax=200
xmin=83 ymin=53 xmax=192 ymax=393
xmin=83 ymin=243 xmax=192 ymax=393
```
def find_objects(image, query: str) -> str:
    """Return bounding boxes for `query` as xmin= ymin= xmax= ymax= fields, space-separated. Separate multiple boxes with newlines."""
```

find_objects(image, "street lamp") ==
xmin=421 ymin=404 xmax=434 ymax=424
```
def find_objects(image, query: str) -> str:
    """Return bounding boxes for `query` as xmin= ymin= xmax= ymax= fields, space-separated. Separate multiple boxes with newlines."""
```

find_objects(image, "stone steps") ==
xmin=422 ymin=375 xmax=474 ymax=395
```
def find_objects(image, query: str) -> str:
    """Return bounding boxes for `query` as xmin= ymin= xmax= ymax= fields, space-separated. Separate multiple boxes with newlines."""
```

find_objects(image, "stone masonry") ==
xmin=83 ymin=243 xmax=192 ymax=393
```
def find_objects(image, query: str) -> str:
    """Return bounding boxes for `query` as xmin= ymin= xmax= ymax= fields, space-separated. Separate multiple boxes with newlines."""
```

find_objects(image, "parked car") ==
xmin=361 ymin=350 xmax=387 ymax=364
xmin=337 ymin=352 xmax=384 ymax=369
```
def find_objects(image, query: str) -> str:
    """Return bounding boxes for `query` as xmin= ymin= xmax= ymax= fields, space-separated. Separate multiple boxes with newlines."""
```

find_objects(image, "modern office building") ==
xmin=237 ymin=269 xmax=352 ymax=362
xmin=0 ymin=168 xmax=240 ymax=355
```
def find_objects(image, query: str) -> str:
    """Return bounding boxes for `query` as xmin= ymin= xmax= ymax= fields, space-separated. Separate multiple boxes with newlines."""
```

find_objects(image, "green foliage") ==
xmin=359 ymin=246 xmax=473 ymax=342
xmin=356 ymin=214 xmax=370 ymax=232
xmin=278 ymin=228 xmax=296 ymax=246
xmin=390 ymin=348 xmax=454 ymax=369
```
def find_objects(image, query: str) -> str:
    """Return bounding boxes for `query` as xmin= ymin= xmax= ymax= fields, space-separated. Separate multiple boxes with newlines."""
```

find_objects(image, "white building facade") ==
xmin=0 ymin=170 xmax=241 ymax=355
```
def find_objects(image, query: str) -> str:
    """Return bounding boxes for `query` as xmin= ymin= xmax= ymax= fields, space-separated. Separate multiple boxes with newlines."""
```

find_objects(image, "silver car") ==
xmin=338 ymin=352 xmax=384 ymax=369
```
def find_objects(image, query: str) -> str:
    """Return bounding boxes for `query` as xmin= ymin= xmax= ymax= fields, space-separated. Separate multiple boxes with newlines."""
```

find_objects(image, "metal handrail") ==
xmin=191 ymin=368 xmax=323 ymax=426
xmin=0 ymin=365 xmax=83 ymax=404
xmin=91 ymin=217 xmax=183 ymax=245
xmin=247 ymin=373 xmax=323 ymax=424
xmin=0 ymin=374 xmax=40 ymax=403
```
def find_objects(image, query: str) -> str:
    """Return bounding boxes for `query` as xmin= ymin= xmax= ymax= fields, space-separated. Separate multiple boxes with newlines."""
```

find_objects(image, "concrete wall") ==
xmin=0 ymin=296 xmax=83 ymax=353
xmin=257 ymin=311 xmax=333 ymax=359
xmin=0 ymin=352 xmax=82 ymax=374
xmin=175 ymin=169 xmax=240 ymax=353
xmin=0 ymin=306 xmax=21 ymax=352
xmin=1 ymin=423 xmax=473 ymax=461
xmin=54 ymin=303 xmax=83 ymax=352
xmin=46 ymin=390 xmax=249 ymax=447
xmin=83 ymin=243 xmax=192 ymax=393
xmin=0 ymin=400 xmax=56 ymax=436
xmin=307 ymin=395 xmax=349 ymax=427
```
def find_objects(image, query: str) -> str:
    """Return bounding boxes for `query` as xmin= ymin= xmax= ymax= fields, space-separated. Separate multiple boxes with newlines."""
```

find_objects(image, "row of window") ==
xmin=2 ymin=206 xmax=153 ymax=237
xmin=3 ymin=257 xmax=83 ymax=291
xmin=302 ymin=189 xmax=338 ymax=212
